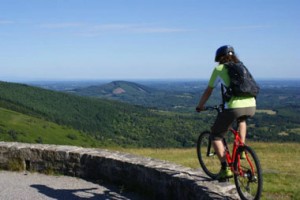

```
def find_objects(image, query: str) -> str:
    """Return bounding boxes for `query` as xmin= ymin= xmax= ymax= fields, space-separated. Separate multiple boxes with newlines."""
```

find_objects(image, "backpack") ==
xmin=222 ymin=62 xmax=260 ymax=102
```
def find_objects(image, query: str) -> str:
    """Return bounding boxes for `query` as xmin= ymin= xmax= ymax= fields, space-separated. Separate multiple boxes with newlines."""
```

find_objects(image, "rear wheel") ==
xmin=197 ymin=131 xmax=219 ymax=179
xmin=234 ymin=145 xmax=263 ymax=200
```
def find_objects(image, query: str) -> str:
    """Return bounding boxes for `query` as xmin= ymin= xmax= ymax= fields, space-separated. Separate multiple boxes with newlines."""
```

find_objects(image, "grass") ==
xmin=7 ymin=158 xmax=24 ymax=171
xmin=0 ymin=107 xmax=102 ymax=147
xmin=112 ymin=142 xmax=300 ymax=200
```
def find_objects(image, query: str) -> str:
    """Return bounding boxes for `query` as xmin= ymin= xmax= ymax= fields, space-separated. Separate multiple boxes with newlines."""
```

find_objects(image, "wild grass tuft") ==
xmin=7 ymin=158 xmax=24 ymax=171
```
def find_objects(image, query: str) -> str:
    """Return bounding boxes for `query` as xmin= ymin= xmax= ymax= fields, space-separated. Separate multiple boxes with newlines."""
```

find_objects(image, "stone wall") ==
xmin=0 ymin=142 xmax=238 ymax=199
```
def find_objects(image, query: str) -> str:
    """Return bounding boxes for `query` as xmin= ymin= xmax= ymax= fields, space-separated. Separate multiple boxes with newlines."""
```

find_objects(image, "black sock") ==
xmin=221 ymin=162 xmax=227 ymax=169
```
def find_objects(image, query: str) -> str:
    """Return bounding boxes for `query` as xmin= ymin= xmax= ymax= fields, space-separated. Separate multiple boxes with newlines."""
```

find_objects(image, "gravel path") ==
xmin=0 ymin=171 xmax=145 ymax=200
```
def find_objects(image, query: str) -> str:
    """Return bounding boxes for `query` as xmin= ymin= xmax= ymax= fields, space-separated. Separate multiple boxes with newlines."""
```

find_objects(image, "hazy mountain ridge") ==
xmin=71 ymin=80 xmax=155 ymax=97
xmin=69 ymin=80 xmax=202 ymax=112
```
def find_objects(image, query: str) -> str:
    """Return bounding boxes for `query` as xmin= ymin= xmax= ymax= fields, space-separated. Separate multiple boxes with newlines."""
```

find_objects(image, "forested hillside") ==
xmin=0 ymin=107 xmax=101 ymax=147
xmin=0 ymin=81 xmax=208 ymax=147
xmin=0 ymin=80 xmax=299 ymax=148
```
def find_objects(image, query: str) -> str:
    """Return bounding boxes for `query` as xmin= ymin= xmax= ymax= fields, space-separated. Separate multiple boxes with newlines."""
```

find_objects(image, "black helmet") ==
xmin=215 ymin=45 xmax=235 ymax=62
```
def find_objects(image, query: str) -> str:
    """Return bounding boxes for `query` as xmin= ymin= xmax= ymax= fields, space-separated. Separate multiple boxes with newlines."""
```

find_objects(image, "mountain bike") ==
xmin=196 ymin=105 xmax=263 ymax=200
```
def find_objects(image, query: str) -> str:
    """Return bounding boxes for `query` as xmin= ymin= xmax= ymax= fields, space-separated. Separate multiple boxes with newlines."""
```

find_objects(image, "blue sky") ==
xmin=0 ymin=0 xmax=299 ymax=81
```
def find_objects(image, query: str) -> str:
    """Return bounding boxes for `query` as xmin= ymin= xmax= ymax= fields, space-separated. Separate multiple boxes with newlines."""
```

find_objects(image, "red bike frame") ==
xmin=225 ymin=127 xmax=256 ymax=177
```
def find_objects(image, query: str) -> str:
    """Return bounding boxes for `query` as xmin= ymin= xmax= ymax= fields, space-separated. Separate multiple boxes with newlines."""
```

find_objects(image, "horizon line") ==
xmin=1 ymin=77 xmax=300 ymax=84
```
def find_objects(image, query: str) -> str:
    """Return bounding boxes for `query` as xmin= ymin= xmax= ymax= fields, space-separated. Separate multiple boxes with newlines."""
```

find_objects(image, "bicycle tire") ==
xmin=197 ymin=131 xmax=219 ymax=179
xmin=234 ymin=145 xmax=263 ymax=200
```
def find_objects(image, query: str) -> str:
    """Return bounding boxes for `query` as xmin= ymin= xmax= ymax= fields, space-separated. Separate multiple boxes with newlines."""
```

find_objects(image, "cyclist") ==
xmin=196 ymin=45 xmax=256 ymax=180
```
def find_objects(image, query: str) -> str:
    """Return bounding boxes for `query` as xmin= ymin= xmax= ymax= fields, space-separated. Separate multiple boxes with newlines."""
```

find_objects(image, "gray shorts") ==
xmin=211 ymin=107 xmax=256 ymax=141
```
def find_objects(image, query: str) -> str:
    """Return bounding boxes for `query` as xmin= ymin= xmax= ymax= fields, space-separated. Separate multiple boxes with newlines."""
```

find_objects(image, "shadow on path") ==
xmin=31 ymin=184 xmax=140 ymax=200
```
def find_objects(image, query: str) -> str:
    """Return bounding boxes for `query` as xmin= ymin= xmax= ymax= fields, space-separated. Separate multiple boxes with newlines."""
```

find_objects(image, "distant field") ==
xmin=290 ymin=128 xmax=300 ymax=134
xmin=256 ymin=109 xmax=277 ymax=115
xmin=113 ymin=142 xmax=300 ymax=200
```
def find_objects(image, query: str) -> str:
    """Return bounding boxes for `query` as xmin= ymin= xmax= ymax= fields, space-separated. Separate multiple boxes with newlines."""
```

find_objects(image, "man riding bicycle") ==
xmin=196 ymin=45 xmax=256 ymax=180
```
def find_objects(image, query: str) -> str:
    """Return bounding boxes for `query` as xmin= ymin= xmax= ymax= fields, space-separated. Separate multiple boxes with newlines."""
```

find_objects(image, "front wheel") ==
xmin=234 ymin=145 xmax=263 ymax=200
xmin=197 ymin=131 xmax=220 ymax=179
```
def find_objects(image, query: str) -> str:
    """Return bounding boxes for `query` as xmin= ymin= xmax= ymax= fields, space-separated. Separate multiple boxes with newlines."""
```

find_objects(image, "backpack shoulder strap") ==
xmin=221 ymin=83 xmax=226 ymax=105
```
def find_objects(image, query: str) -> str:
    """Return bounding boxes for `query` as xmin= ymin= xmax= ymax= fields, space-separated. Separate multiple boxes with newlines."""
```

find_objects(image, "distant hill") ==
xmin=70 ymin=80 xmax=203 ymax=111
xmin=70 ymin=80 xmax=159 ymax=107
xmin=71 ymin=81 xmax=154 ymax=97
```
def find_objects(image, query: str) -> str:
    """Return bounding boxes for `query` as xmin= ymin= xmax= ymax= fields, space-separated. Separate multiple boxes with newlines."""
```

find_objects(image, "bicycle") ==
xmin=196 ymin=105 xmax=263 ymax=200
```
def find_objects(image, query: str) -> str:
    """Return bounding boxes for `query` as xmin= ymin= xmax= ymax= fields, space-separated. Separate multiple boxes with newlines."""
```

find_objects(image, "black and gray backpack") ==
xmin=222 ymin=62 xmax=260 ymax=102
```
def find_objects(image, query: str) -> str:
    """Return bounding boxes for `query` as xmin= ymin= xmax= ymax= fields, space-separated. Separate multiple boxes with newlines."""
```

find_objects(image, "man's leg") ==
xmin=239 ymin=120 xmax=247 ymax=144
xmin=212 ymin=139 xmax=233 ymax=179
xmin=210 ymin=110 xmax=234 ymax=179
xmin=212 ymin=140 xmax=226 ymax=162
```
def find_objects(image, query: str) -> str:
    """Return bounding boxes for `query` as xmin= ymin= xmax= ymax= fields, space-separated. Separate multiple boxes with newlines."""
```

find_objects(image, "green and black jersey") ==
xmin=208 ymin=64 xmax=256 ymax=109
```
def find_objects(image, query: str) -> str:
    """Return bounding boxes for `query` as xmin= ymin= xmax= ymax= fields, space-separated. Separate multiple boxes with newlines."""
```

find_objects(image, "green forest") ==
xmin=0 ymin=80 xmax=299 ymax=148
